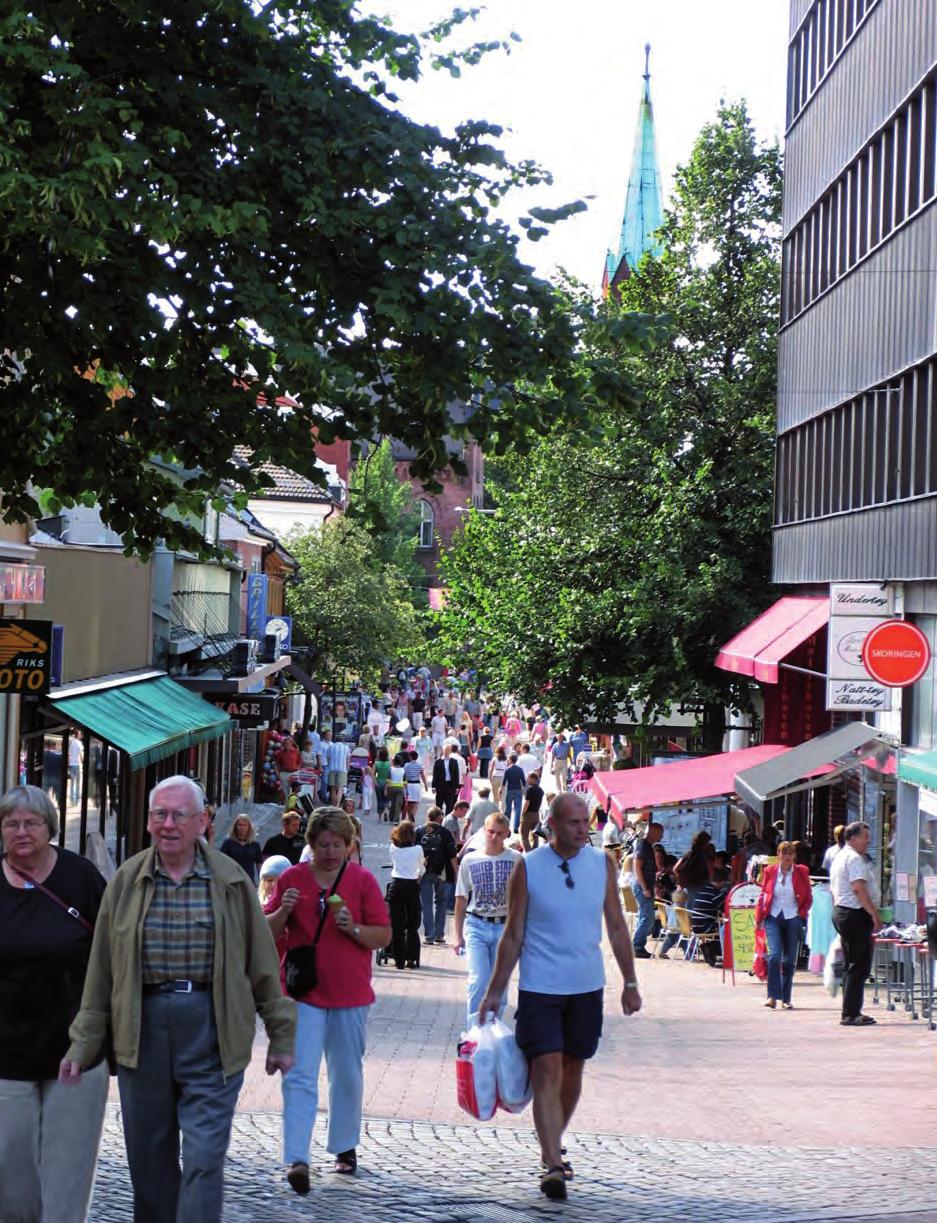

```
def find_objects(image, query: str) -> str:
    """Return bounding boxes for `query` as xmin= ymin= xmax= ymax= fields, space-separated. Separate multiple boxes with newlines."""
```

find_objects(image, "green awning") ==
xmin=898 ymin=749 xmax=937 ymax=792
xmin=49 ymin=676 xmax=232 ymax=770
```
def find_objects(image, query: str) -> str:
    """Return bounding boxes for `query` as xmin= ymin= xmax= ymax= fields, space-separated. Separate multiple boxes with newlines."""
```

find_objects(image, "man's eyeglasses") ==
xmin=150 ymin=808 xmax=199 ymax=825
xmin=559 ymin=860 xmax=574 ymax=890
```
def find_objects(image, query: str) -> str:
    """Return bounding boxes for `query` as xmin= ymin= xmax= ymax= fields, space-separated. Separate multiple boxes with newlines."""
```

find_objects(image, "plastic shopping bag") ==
xmin=490 ymin=1018 xmax=532 ymax=1114
xmin=455 ymin=1020 xmax=499 ymax=1121
xmin=752 ymin=924 xmax=768 ymax=982
xmin=823 ymin=934 xmax=844 ymax=997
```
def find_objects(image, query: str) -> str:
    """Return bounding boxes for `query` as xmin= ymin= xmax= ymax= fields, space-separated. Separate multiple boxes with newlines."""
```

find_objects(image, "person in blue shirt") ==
xmin=500 ymin=754 xmax=526 ymax=833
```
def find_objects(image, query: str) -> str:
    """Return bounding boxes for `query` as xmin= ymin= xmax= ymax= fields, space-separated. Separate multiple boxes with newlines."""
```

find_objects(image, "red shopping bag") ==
xmin=752 ymin=924 xmax=768 ymax=981
xmin=455 ymin=1021 xmax=499 ymax=1121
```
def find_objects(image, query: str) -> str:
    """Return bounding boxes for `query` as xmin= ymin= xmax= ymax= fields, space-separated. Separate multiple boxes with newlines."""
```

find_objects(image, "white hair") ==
xmin=149 ymin=774 xmax=204 ymax=814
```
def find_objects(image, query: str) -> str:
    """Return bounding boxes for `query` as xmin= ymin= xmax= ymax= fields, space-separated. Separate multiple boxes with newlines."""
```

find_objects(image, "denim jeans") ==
xmin=283 ymin=1002 xmax=369 ymax=1163
xmin=420 ymin=873 xmax=448 ymax=941
xmin=465 ymin=914 xmax=507 ymax=1025
xmin=763 ymin=912 xmax=804 ymax=1004
xmin=631 ymin=881 xmax=656 ymax=951
xmin=503 ymin=789 xmax=523 ymax=832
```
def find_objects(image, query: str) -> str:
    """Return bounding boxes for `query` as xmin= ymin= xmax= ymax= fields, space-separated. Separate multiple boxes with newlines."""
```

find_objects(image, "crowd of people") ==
xmin=0 ymin=672 xmax=882 ymax=1220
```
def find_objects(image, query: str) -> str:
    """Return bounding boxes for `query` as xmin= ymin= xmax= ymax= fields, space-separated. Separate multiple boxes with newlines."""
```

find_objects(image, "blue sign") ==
xmin=265 ymin=615 xmax=292 ymax=653
xmin=246 ymin=574 xmax=268 ymax=640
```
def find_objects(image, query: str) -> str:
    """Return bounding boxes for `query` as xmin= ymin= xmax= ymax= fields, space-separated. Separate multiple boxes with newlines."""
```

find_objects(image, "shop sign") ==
xmin=861 ymin=620 xmax=932 ymax=687
xmin=246 ymin=574 xmax=268 ymax=640
xmin=827 ymin=583 xmax=894 ymax=712
xmin=209 ymin=692 xmax=279 ymax=726
xmin=0 ymin=563 xmax=45 ymax=604
xmin=0 ymin=619 xmax=53 ymax=694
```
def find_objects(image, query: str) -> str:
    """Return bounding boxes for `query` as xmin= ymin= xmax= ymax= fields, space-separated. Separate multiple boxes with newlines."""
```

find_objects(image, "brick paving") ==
xmin=88 ymin=777 xmax=937 ymax=1221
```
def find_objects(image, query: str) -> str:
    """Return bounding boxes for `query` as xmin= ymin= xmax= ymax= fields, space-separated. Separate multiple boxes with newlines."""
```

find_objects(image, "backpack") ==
xmin=421 ymin=825 xmax=448 ymax=875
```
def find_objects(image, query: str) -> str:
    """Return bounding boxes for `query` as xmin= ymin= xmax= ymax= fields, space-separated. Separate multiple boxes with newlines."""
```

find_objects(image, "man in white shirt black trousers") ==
xmin=829 ymin=821 xmax=882 ymax=1026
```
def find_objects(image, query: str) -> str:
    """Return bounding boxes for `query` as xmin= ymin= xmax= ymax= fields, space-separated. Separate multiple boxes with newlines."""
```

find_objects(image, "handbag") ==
xmin=284 ymin=861 xmax=347 ymax=999
xmin=6 ymin=862 xmax=94 ymax=932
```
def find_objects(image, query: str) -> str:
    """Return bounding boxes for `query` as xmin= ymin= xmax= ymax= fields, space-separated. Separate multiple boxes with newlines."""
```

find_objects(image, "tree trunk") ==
xmin=702 ymin=702 xmax=726 ymax=755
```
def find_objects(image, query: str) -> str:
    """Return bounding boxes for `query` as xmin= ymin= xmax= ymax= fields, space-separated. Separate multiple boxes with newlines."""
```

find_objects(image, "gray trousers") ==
xmin=117 ymin=993 xmax=243 ymax=1223
xmin=0 ymin=1060 xmax=109 ymax=1223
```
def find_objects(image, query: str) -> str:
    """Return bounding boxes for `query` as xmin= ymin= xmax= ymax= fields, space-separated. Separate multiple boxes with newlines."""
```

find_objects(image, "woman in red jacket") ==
xmin=755 ymin=841 xmax=812 ymax=1010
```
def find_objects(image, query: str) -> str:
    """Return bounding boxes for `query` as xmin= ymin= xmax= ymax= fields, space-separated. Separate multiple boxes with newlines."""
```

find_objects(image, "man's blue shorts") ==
xmin=514 ymin=988 xmax=604 ymax=1061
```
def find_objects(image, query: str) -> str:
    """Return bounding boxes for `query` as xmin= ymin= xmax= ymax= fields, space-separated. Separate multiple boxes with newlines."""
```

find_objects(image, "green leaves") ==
xmin=434 ymin=103 xmax=782 ymax=732
xmin=0 ymin=0 xmax=615 ymax=556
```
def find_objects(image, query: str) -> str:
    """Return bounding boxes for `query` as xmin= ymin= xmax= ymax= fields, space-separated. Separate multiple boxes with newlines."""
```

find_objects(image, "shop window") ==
xmin=417 ymin=500 xmax=434 ymax=550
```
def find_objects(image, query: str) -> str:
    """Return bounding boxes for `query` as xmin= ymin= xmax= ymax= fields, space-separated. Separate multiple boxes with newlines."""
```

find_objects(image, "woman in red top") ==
xmin=266 ymin=808 xmax=390 ymax=1192
xmin=755 ymin=841 xmax=812 ymax=1010
xmin=275 ymin=736 xmax=303 ymax=802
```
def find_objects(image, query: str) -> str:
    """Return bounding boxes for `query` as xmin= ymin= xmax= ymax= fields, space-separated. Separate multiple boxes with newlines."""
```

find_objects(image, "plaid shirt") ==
xmin=141 ymin=846 xmax=215 ymax=984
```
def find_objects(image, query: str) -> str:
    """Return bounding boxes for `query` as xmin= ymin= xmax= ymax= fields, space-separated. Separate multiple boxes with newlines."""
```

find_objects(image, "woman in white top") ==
xmin=489 ymin=746 xmax=508 ymax=805
xmin=388 ymin=820 xmax=425 ymax=969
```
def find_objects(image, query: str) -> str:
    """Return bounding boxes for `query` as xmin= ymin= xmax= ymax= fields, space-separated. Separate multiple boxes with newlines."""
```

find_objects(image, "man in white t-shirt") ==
xmin=327 ymin=737 xmax=351 ymax=805
xmin=515 ymin=744 xmax=539 ymax=781
xmin=453 ymin=812 xmax=521 ymax=1024
xmin=430 ymin=710 xmax=448 ymax=758
xmin=830 ymin=820 xmax=881 ymax=1026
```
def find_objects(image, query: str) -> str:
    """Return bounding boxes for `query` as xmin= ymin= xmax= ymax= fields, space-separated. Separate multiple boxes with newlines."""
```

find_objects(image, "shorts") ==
xmin=515 ymin=988 xmax=604 ymax=1061
xmin=432 ymin=733 xmax=445 ymax=748
xmin=329 ymin=770 xmax=348 ymax=789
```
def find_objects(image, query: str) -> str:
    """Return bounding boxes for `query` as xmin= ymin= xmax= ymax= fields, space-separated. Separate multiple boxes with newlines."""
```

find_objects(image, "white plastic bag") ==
xmin=823 ymin=934 xmax=844 ymax=997
xmin=491 ymin=1018 xmax=532 ymax=1114
xmin=455 ymin=1020 xmax=499 ymax=1121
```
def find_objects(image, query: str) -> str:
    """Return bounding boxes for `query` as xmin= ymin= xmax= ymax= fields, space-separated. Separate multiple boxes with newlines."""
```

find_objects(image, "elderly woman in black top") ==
xmin=0 ymin=784 xmax=108 ymax=1222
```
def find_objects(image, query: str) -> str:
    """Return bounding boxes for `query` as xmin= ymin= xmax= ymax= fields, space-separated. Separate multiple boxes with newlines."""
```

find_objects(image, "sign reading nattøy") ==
xmin=0 ymin=619 xmax=53 ymax=694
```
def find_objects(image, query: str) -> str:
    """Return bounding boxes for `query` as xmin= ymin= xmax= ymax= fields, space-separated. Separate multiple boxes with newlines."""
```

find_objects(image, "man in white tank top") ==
xmin=479 ymin=793 xmax=642 ymax=1203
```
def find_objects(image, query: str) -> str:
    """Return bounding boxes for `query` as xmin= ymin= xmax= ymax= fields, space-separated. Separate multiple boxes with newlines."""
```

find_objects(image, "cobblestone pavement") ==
xmin=90 ymin=1105 xmax=937 ymax=1222
xmin=88 ymin=777 xmax=937 ymax=1221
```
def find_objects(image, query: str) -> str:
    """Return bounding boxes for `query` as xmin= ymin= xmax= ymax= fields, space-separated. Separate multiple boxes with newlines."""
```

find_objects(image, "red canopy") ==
xmin=589 ymin=744 xmax=791 ymax=821
xmin=715 ymin=596 xmax=828 ymax=684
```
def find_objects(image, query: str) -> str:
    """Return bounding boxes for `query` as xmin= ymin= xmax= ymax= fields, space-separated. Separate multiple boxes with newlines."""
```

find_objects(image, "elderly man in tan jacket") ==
xmin=60 ymin=775 xmax=294 ymax=1223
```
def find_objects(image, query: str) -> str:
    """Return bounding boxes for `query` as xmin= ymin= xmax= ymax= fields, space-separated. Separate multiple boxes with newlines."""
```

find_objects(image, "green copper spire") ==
xmin=619 ymin=44 xmax=664 ymax=270
xmin=603 ymin=45 xmax=664 ymax=293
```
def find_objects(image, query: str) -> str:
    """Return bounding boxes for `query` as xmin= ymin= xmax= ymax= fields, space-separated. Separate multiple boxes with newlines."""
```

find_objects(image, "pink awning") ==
xmin=714 ymin=597 xmax=828 ymax=684
xmin=589 ymin=744 xmax=791 ymax=820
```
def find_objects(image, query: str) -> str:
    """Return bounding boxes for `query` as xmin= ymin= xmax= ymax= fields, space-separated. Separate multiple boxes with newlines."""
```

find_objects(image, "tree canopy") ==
xmin=434 ymin=104 xmax=782 ymax=746
xmin=286 ymin=516 xmax=423 ymax=685
xmin=1 ymin=1 xmax=633 ymax=554
xmin=347 ymin=440 xmax=425 ymax=605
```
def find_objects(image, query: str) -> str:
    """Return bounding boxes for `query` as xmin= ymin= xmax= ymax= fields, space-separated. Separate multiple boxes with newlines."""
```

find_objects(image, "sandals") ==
xmin=541 ymin=1147 xmax=573 ymax=1182
xmin=334 ymin=1148 xmax=357 ymax=1175
xmin=539 ymin=1166 xmax=567 ymax=1201
xmin=287 ymin=1162 xmax=310 ymax=1195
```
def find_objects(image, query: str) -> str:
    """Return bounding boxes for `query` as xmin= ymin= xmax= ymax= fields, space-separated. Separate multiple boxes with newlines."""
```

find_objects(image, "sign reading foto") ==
xmin=0 ymin=619 xmax=54 ymax=694
xmin=827 ymin=584 xmax=894 ymax=712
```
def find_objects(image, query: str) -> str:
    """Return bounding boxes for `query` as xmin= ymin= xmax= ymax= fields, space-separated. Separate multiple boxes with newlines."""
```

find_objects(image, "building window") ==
xmin=775 ymin=363 xmax=937 ymax=527
xmin=782 ymin=60 xmax=937 ymax=327
xmin=417 ymin=500 xmax=434 ymax=550
xmin=786 ymin=0 xmax=880 ymax=129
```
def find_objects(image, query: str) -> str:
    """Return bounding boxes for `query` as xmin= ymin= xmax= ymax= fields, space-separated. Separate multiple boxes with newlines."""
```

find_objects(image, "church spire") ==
xmin=602 ymin=45 xmax=665 ymax=296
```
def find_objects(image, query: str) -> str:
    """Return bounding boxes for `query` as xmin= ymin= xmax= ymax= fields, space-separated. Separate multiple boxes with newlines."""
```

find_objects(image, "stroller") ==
xmin=375 ymin=869 xmax=393 ymax=966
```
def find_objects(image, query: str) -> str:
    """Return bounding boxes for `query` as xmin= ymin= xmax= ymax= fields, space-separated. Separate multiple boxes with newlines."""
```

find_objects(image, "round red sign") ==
xmin=861 ymin=620 xmax=932 ymax=687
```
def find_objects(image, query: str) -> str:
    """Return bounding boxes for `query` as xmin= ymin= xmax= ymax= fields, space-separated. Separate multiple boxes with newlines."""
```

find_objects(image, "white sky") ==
xmin=371 ymin=0 xmax=790 ymax=287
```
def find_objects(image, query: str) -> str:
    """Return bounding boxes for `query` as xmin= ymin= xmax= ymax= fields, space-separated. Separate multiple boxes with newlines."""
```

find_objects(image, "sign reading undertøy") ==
xmin=0 ymin=619 xmax=53 ymax=694
xmin=826 ymin=583 xmax=894 ymax=712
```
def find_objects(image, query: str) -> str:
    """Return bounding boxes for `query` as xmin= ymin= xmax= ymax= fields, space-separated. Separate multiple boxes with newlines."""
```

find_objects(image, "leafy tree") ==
xmin=347 ymin=440 xmax=425 ymax=604
xmin=286 ymin=516 xmax=423 ymax=686
xmin=1 ymin=0 xmax=620 ymax=556
xmin=435 ymin=104 xmax=781 ymax=749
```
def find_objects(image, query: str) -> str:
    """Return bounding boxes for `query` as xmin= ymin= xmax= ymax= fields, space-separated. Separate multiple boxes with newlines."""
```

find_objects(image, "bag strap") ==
xmin=5 ymin=860 xmax=94 ymax=933
xmin=312 ymin=860 xmax=348 ymax=947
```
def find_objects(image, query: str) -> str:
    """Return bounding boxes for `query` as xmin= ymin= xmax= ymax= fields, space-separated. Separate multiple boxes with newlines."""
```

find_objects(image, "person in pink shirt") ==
xmin=266 ymin=808 xmax=390 ymax=1192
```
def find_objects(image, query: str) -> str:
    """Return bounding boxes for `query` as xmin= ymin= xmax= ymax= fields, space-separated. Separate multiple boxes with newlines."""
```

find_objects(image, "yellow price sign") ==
xmin=728 ymin=907 xmax=758 ymax=973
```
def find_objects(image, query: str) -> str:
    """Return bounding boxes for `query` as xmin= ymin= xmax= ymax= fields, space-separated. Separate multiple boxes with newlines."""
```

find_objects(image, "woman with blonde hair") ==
xmin=219 ymin=813 xmax=262 ymax=883
xmin=266 ymin=807 xmax=390 ymax=1189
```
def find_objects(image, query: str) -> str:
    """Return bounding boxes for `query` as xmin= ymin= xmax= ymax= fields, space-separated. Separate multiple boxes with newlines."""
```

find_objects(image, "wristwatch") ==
xmin=624 ymin=980 xmax=639 ymax=989
xmin=352 ymin=925 xmax=361 ymax=939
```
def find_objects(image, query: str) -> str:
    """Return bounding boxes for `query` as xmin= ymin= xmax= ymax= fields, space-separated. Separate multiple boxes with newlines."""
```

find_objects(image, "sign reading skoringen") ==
xmin=0 ymin=619 xmax=53 ymax=694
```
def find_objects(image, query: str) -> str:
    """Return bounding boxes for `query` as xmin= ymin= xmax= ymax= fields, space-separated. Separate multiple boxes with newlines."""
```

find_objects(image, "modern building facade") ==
xmin=771 ymin=0 xmax=937 ymax=920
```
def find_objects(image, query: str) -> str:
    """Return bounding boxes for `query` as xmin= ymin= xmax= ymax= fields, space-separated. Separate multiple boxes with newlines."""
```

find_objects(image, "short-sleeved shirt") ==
xmin=269 ymin=861 xmax=389 ymax=1008
xmin=403 ymin=760 xmax=424 ymax=784
xmin=0 ymin=848 xmax=106 ymax=1080
xmin=633 ymin=838 xmax=657 ymax=894
xmin=456 ymin=849 xmax=521 ymax=918
xmin=328 ymin=740 xmax=351 ymax=773
xmin=523 ymin=784 xmax=544 ymax=816
xmin=142 ymin=847 xmax=214 ymax=984
xmin=830 ymin=844 xmax=879 ymax=909
xmin=551 ymin=740 xmax=572 ymax=761
xmin=262 ymin=831 xmax=306 ymax=865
